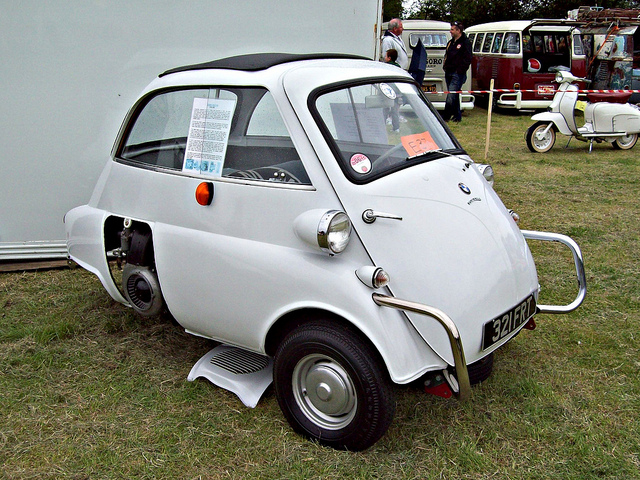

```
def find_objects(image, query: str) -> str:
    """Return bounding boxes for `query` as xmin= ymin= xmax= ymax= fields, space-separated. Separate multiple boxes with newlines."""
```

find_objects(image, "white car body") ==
xmin=65 ymin=54 xmax=586 ymax=450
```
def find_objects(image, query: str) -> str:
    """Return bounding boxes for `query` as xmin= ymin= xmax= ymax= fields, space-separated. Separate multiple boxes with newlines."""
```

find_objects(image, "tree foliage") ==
xmin=399 ymin=0 xmax=640 ymax=27
xmin=383 ymin=0 xmax=404 ymax=21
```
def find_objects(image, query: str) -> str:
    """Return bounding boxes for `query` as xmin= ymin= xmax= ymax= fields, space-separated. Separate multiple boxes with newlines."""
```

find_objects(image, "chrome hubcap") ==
xmin=292 ymin=354 xmax=357 ymax=430
xmin=534 ymin=128 xmax=552 ymax=149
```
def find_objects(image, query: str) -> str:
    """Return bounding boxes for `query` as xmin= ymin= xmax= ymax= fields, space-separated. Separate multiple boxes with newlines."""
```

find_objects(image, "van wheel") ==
xmin=612 ymin=133 xmax=638 ymax=150
xmin=274 ymin=320 xmax=395 ymax=451
xmin=526 ymin=122 xmax=556 ymax=153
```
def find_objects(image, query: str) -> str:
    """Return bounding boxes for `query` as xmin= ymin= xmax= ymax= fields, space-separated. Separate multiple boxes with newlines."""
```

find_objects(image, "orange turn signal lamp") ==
xmin=195 ymin=182 xmax=214 ymax=206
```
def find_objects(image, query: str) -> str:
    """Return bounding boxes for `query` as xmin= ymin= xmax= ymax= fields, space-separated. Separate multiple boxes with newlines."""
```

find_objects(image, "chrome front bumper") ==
xmin=372 ymin=230 xmax=586 ymax=402
xmin=372 ymin=293 xmax=472 ymax=401
xmin=521 ymin=230 xmax=587 ymax=314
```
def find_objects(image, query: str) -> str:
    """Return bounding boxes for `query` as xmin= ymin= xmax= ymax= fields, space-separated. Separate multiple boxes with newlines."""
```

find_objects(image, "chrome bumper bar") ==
xmin=521 ymin=230 xmax=587 ymax=314
xmin=372 ymin=293 xmax=471 ymax=401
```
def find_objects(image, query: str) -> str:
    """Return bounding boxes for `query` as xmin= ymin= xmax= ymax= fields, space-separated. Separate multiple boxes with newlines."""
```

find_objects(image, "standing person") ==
xmin=381 ymin=18 xmax=408 ymax=70
xmin=443 ymin=21 xmax=472 ymax=122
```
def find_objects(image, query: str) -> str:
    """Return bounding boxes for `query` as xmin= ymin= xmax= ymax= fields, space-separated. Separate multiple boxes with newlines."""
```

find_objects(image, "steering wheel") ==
xmin=227 ymin=166 xmax=301 ymax=184
xmin=372 ymin=142 xmax=407 ymax=169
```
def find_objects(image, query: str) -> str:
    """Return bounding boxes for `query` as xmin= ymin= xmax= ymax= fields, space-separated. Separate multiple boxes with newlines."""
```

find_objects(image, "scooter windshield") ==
xmin=313 ymin=81 xmax=460 ymax=183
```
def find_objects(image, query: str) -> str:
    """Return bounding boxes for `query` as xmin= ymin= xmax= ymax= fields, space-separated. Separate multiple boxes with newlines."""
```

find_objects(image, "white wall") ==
xmin=0 ymin=0 xmax=382 ymax=259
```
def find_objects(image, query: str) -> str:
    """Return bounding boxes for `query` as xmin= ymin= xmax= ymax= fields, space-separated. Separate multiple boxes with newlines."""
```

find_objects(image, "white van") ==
xmin=382 ymin=20 xmax=475 ymax=110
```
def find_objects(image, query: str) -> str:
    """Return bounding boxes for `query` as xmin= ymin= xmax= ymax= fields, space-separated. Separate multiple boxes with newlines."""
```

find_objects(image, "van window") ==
xmin=482 ymin=33 xmax=495 ymax=53
xmin=468 ymin=33 xmax=475 ymax=46
xmin=502 ymin=32 xmax=520 ymax=54
xmin=409 ymin=32 xmax=448 ymax=48
xmin=473 ymin=33 xmax=485 ymax=53
xmin=491 ymin=33 xmax=504 ymax=53
xmin=572 ymin=34 xmax=584 ymax=55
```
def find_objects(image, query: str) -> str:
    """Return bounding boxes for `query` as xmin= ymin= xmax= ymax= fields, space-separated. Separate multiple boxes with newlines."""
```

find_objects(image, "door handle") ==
xmin=362 ymin=209 xmax=403 ymax=224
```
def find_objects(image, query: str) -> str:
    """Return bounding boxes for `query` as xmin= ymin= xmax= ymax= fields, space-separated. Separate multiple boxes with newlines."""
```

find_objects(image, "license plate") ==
xmin=482 ymin=295 xmax=537 ymax=350
xmin=537 ymin=85 xmax=555 ymax=95
xmin=421 ymin=84 xmax=437 ymax=93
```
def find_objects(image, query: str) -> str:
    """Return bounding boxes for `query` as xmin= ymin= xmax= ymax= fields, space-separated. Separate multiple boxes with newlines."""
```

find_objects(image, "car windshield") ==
xmin=313 ymin=81 xmax=459 ymax=183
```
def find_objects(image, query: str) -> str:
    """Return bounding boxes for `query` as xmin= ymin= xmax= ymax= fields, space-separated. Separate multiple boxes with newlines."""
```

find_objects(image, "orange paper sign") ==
xmin=401 ymin=131 xmax=440 ymax=157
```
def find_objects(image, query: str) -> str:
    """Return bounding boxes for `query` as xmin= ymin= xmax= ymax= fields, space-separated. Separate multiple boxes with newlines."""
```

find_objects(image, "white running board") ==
xmin=187 ymin=345 xmax=273 ymax=408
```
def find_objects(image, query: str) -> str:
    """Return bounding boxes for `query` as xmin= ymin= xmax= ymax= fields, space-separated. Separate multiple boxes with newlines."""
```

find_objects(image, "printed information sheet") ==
xmin=183 ymin=97 xmax=236 ymax=176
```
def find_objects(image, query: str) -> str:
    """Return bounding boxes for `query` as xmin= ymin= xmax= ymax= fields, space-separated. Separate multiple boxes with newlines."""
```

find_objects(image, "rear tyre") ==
xmin=526 ymin=122 xmax=556 ymax=153
xmin=274 ymin=320 xmax=395 ymax=451
xmin=612 ymin=133 xmax=638 ymax=150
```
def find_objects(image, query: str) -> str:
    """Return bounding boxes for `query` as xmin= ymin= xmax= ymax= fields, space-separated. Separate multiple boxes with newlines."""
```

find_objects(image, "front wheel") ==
xmin=526 ymin=122 xmax=556 ymax=153
xmin=612 ymin=133 xmax=638 ymax=150
xmin=274 ymin=320 xmax=395 ymax=451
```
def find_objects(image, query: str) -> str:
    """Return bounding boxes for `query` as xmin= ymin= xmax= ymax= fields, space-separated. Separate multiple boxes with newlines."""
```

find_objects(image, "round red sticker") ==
xmin=350 ymin=153 xmax=371 ymax=174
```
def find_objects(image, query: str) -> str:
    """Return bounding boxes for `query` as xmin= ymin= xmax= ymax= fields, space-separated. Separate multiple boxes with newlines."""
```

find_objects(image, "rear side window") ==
xmin=118 ymin=88 xmax=310 ymax=185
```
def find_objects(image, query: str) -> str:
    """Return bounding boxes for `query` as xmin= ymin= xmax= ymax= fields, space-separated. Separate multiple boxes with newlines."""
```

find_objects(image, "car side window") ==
xmin=118 ymin=88 xmax=310 ymax=185
xmin=121 ymin=89 xmax=210 ymax=170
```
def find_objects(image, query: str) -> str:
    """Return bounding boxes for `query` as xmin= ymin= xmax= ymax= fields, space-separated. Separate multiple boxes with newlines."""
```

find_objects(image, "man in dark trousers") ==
xmin=443 ymin=21 xmax=472 ymax=122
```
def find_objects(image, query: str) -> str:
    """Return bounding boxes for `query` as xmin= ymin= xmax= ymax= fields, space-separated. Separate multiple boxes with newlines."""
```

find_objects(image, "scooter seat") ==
xmin=587 ymin=92 xmax=632 ymax=104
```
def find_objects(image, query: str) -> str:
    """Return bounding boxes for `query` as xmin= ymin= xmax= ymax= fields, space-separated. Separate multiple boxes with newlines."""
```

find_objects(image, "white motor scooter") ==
xmin=526 ymin=70 xmax=640 ymax=153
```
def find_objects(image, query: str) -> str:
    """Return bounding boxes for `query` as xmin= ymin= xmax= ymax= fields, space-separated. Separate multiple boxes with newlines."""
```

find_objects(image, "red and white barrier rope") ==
xmin=427 ymin=89 xmax=640 ymax=94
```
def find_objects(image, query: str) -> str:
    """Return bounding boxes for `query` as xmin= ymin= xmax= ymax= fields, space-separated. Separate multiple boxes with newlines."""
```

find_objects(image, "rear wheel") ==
xmin=526 ymin=122 xmax=556 ymax=153
xmin=612 ymin=133 xmax=638 ymax=150
xmin=274 ymin=320 xmax=395 ymax=451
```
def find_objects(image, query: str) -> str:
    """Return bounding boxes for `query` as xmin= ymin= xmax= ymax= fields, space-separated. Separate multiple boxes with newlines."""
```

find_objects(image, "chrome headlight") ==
xmin=476 ymin=164 xmax=494 ymax=187
xmin=318 ymin=211 xmax=352 ymax=255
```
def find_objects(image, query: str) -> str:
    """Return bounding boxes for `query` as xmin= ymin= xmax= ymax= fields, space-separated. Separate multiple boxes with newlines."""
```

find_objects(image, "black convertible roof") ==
xmin=159 ymin=53 xmax=370 ymax=77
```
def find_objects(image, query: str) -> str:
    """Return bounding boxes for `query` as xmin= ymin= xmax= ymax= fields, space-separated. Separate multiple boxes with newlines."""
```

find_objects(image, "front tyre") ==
xmin=526 ymin=122 xmax=556 ymax=153
xmin=274 ymin=320 xmax=395 ymax=451
xmin=612 ymin=133 xmax=638 ymax=150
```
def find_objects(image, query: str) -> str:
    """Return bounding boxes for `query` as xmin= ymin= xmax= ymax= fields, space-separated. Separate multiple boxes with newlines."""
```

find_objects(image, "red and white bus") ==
xmin=465 ymin=20 xmax=587 ymax=109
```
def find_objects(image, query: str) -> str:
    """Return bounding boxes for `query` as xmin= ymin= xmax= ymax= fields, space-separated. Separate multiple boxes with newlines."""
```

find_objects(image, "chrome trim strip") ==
xmin=521 ymin=230 xmax=587 ymax=314
xmin=371 ymin=293 xmax=471 ymax=401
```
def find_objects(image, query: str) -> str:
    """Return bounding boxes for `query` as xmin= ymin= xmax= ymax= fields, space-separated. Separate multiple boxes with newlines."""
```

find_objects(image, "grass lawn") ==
xmin=1 ymin=106 xmax=639 ymax=479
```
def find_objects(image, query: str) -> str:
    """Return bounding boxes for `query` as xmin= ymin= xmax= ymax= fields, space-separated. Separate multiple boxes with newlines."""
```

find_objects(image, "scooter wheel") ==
xmin=526 ymin=122 xmax=556 ymax=153
xmin=612 ymin=133 xmax=638 ymax=150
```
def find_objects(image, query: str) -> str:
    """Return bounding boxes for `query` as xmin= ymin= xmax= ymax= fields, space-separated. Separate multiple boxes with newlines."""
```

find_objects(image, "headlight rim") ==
xmin=317 ymin=210 xmax=352 ymax=255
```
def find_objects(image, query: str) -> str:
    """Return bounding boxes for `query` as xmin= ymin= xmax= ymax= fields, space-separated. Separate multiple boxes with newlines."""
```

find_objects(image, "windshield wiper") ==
xmin=405 ymin=149 xmax=444 ymax=162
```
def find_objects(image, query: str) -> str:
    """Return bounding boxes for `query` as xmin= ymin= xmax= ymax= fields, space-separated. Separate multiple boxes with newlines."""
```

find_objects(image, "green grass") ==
xmin=2 ymin=106 xmax=639 ymax=479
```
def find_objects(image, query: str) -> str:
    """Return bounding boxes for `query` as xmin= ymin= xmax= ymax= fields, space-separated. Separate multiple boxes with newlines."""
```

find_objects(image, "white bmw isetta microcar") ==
xmin=65 ymin=53 xmax=586 ymax=451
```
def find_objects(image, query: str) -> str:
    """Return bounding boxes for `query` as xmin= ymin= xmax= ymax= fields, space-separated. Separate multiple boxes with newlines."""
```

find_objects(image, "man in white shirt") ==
xmin=381 ymin=18 xmax=408 ymax=69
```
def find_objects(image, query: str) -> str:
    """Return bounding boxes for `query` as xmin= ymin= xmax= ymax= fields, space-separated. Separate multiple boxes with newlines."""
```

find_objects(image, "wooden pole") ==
xmin=485 ymin=78 xmax=494 ymax=160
